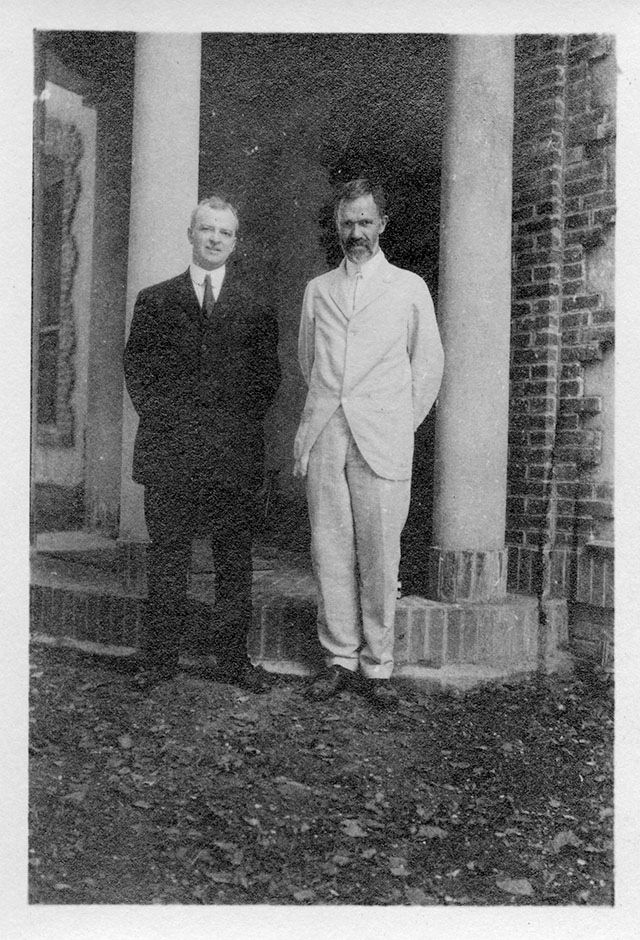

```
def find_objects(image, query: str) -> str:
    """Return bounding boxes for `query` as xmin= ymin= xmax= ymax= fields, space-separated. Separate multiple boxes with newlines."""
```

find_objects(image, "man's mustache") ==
xmin=346 ymin=237 xmax=369 ymax=247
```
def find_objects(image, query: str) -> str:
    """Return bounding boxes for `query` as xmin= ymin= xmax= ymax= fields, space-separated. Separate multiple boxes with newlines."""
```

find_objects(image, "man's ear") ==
xmin=379 ymin=214 xmax=389 ymax=235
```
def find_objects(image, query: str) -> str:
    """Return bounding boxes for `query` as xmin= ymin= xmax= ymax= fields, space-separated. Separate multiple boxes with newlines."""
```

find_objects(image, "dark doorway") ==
xmin=200 ymin=34 xmax=447 ymax=584
xmin=200 ymin=33 xmax=446 ymax=284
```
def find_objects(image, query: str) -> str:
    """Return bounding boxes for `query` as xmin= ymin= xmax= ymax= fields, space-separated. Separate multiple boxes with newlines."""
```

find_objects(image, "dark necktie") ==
xmin=203 ymin=274 xmax=215 ymax=318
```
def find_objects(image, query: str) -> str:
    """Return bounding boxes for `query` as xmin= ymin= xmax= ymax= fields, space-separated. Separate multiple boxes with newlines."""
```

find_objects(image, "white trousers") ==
xmin=306 ymin=407 xmax=411 ymax=679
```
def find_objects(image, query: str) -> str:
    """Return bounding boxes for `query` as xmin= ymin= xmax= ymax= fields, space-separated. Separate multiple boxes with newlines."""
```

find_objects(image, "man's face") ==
xmin=336 ymin=194 xmax=387 ymax=264
xmin=188 ymin=205 xmax=238 ymax=270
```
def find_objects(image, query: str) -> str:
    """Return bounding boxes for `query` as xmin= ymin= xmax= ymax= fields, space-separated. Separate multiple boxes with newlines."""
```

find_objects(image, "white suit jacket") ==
xmin=294 ymin=252 xmax=444 ymax=480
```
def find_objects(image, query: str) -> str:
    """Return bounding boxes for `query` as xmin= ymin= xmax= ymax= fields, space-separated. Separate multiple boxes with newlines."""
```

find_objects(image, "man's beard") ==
xmin=344 ymin=239 xmax=371 ymax=260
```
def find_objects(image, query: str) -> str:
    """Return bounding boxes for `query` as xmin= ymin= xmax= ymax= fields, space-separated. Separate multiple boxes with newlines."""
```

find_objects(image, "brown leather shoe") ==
xmin=305 ymin=665 xmax=356 ymax=701
xmin=363 ymin=679 xmax=400 ymax=709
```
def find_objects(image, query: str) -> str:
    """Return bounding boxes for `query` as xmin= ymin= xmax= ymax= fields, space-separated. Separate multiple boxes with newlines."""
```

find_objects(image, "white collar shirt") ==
xmin=344 ymin=249 xmax=385 ymax=315
xmin=190 ymin=262 xmax=226 ymax=306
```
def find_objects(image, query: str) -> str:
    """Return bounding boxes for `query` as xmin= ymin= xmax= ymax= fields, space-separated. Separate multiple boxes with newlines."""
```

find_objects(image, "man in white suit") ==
xmin=294 ymin=178 xmax=444 ymax=706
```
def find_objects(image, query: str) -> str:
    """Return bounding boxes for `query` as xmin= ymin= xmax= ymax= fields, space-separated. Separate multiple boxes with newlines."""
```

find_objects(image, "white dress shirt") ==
xmin=344 ymin=250 xmax=384 ymax=316
xmin=190 ymin=262 xmax=226 ymax=307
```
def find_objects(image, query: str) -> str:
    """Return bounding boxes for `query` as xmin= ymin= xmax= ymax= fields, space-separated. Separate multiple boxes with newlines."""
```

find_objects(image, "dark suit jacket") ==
xmin=124 ymin=267 xmax=280 ymax=494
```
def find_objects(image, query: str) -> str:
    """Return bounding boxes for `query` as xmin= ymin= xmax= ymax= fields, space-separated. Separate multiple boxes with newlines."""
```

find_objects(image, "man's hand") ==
xmin=293 ymin=455 xmax=309 ymax=478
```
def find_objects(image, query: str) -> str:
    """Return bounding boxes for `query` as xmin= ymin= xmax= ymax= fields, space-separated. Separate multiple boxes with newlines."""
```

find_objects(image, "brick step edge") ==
xmin=30 ymin=583 xmax=570 ymax=678
xmin=29 ymin=633 xmax=312 ymax=677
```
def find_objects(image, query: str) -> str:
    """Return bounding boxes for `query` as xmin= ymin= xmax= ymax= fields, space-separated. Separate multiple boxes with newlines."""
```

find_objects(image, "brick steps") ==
xmin=30 ymin=542 xmax=572 ymax=689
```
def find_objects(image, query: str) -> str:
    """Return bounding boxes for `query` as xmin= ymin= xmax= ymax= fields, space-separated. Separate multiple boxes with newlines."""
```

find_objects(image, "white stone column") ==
xmin=429 ymin=35 xmax=515 ymax=602
xmin=119 ymin=33 xmax=201 ymax=541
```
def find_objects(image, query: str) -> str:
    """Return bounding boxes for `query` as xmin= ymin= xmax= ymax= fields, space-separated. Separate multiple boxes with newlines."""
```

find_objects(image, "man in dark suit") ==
xmin=124 ymin=195 xmax=280 ymax=691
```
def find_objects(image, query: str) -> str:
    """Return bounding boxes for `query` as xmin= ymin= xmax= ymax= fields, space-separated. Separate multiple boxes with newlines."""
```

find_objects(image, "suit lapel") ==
xmin=169 ymin=269 xmax=201 ymax=324
xmin=216 ymin=266 xmax=252 ymax=322
xmin=214 ymin=269 xmax=237 ymax=318
xmin=327 ymin=261 xmax=351 ymax=320
xmin=352 ymin=255 xmax=395 ymax=317
xmin=326 ymin=255 xmax=398 ymax=319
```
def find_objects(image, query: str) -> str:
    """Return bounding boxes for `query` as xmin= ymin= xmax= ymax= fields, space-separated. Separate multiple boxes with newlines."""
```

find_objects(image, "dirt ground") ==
xmin=29 ymin=641 xmax=613 ymax=907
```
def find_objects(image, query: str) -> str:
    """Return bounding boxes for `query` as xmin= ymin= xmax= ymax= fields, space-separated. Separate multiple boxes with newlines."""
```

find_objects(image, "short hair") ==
xmin=334 ymin=178 xmax=387 ymax=221
xmin=190 ymin=195 xmax=240 ymax=232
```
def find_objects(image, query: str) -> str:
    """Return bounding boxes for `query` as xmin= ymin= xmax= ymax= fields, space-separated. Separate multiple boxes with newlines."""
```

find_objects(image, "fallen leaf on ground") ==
xmin=364 ymin=800 xmax=384 ymax=815
xmin=331 ymin=854 xmax=350 ymax=866
xmin=293 ymin=888 xmax=315 ymax=901
xmin=62 ymin=786 xmax=88 ymax=804
xmin=341 ymin=819 xmax=367 ymax=837
xmin=496 ymin=877 xmax=534 ymax=897
xmin=274 ymin=776 xmax=310 ymax=795
xmin=550 ymin=829 xmax=582 ymax=854
xmin=418 ymin=825 xmax=447 ymax=839
xmin=404 ymin=886 xmax=438 ymax=904
xmin=79 ymin=680 xmax=109 ymax=692
xmin=389 ymin=857 xmax=409 ymax=877
xmin=207 ymin=871 xmax=234 ymax=883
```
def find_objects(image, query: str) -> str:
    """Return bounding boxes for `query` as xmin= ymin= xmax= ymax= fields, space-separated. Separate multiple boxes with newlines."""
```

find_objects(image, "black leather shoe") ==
xmin=305 ymin=665 xmax=356 ymax=701
xmin=363 ymin=679 xmax=400 ymax=709
xmin=222 ymin=663 xmax=274 ymax=694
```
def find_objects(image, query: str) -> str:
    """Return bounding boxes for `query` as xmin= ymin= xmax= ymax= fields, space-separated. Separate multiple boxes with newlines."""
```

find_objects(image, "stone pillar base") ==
xmin=391 ymin=593 xmax=572 ymax=690
xmin=426 ymin=547 xmax=507 ymax=603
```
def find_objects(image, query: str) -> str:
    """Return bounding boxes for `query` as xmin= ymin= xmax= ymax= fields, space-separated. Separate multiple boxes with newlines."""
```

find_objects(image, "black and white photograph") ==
xmin=3 ymin=0 xmax=639 ymax=936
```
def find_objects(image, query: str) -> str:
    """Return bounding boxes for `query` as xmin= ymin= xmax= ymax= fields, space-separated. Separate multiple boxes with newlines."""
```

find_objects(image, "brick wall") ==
xmin=508 ymin=34 xmax=615 ymax=663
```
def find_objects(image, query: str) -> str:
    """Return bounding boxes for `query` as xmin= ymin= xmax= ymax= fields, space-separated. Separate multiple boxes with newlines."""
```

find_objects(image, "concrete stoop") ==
xmin=30 ymin=535 xmax=572 ymax=691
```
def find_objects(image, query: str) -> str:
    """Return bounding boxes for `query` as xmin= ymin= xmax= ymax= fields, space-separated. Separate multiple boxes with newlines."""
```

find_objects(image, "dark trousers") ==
xmin=142 ymin=478 xmax=257 ymax=669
